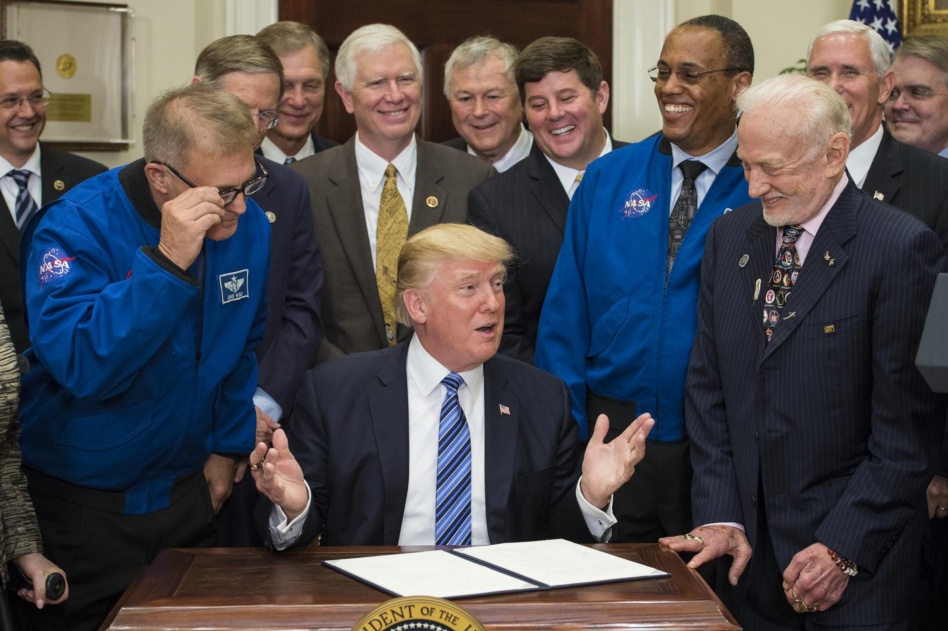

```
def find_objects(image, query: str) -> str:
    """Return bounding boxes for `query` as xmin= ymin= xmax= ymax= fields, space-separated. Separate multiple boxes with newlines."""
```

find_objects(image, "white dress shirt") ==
xmin=669 ymin=129 xmax=738 ymax=214
xmin=545 ymin=129 xmax=614 ymax=200
xmin=846 ymin=123 xmax=884 ymax=189
xmin=260 ymin=135 xmax=316 ymax=164
xmin=0 ymin=146 xmax=41 ymax=224
xmin=469 ymin=126 xmax=534 ymax=173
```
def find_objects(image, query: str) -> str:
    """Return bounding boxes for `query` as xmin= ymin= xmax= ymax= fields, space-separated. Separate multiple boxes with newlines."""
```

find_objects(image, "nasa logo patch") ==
xmin=219 ymin=269 xmax=250 ymax=304
xmin=619 ymin=188 xmax=657 ymax=220
xmin=38 ymin=247 xmax=76 ymax=286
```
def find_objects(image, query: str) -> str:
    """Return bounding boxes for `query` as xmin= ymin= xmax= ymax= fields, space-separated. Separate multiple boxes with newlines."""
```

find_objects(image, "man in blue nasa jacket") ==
xmin=15 ymin=83 xmax=269 ymax=631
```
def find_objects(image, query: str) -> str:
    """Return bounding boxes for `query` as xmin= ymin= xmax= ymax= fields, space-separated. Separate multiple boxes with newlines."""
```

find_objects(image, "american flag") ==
xmin=850 ymin=0 xmax=902 ymax=52
xmin=499 ymin=404 xmax=510 ymax=416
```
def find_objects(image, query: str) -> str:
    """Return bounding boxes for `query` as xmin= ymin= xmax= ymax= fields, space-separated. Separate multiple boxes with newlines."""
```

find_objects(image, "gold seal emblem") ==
xmin=352 ymin=596 xmax=485 ymax=631
xmin=426 ymin=196 xmax=438 ymax=208
xmin=53 ymin=180 xmax=65 ymax=191
xmin=56 ymin=53 xmax=77 ymax=79
xmin=265 ymin=211 xmax=276 ymax=224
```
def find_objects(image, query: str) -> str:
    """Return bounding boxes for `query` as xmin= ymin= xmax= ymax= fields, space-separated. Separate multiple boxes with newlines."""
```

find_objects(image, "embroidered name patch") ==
xmin=619 ymin=188 xmax=657 ymax=219
xmin=38 ymin=247 xmax=76 ymax=286
xmin=219 ymin=269 xmax=249 ymax=304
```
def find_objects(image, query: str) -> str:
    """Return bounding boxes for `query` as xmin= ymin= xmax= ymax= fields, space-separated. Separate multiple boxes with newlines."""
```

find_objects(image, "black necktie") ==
xmin=667 ymin=160 xmax=708 ymax=275
xmin=283 ymin=157 xmax=296 ymax=165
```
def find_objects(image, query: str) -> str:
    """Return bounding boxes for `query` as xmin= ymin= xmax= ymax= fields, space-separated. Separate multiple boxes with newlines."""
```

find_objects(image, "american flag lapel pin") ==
xmin=499 ymin=404 xmax=510 ymax=415
xmin=873 ymin=191 xmax=884 ymax=201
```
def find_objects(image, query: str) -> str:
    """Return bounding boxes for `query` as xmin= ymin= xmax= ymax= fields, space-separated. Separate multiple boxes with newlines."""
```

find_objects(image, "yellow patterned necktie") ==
xmin=376 ymin=163 xmax=408 ymax=346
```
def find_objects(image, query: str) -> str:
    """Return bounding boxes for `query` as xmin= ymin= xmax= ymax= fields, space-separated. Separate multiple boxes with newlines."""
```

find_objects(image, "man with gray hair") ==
xmin=15 ymin=83 xmax=270 ymax=631
xmin=807 ymin=19 xmax=948 ymax=246
xmin=292 ymin=23 xmax=492 ymax=363
xmin=662 ymin=74 xmax=945 ymax=628
xmin=256 ymin=21 xmax=337 ymax=163
xmin=886 ymin=36 xmax=948 ymax=158
xmin=192 ymin=34 xmax=324 ymax=546
xmin=442 ymin=36 xmax=532 ymax=171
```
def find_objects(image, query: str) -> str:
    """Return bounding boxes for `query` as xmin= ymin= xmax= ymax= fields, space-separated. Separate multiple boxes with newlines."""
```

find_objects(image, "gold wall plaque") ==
xmin=352 ymin=596 xmax=485 ymax=631
xmin=45 ymin=93 xmax=92 ymax=123
xmin=56 ymin=53 xmax=77 ymax=79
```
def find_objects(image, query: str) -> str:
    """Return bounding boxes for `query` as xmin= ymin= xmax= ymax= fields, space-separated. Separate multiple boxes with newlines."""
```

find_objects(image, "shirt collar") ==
xmin=545 ymin=129 xmax=613 ymax=193
xmin=846 ymin=123 xmax=884 ymax=188
xmin=800 ymin=174 xmax=848 ymax=239
xmin=355 ymin=132 xmax=418 ymax=194
xmin=0 ymin=144 xmax=40 ymax=176
xmin=407 ymin=334 xmax=485 ymax=398
xmin=471 ymin=126 xmax=534 ymax=173
xmin=670 ymin=129 xmax=738 ymax=176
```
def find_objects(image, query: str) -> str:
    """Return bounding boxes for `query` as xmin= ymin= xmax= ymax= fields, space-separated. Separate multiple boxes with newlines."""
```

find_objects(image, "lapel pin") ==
xmin=53 ymin=179 xmax=65 ymax=191
xmin=426 ymin=196 xmax=438 ymax=208
xmin=873 ymin=191 xmax=884 ymax=201
xmin=829 ymin=258 xmax=835 ymax=266
xmin=499 ymin=404 xmax=510 ymax=416
xmin=784 ymin=311 xmax=796 ymax=319
xmin=265 ymin=211 xmax=276 ymax=224
xmin=824 ymin=251 xmax=830 ymax=261
xmin=754 ymin=278 xmax=761 ymax=301
xmin=739 ymin=254 xmax=749 ymax=268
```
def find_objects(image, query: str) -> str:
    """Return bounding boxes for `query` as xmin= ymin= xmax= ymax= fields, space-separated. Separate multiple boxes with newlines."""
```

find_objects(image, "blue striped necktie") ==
xmin=9 ymin=169 xmax=38 ymax=233
xmin=436 ymin=372 xmax=472 ymax=546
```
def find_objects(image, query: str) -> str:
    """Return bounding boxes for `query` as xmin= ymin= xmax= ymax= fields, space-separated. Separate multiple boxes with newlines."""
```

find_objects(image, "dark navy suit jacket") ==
xmin=256 ymin=341 xmax=592 ymax=547
xmin=687 ymin=181 xmax=946 ymax=624
xmin=468 ymin=141 xmax=626 ymax=363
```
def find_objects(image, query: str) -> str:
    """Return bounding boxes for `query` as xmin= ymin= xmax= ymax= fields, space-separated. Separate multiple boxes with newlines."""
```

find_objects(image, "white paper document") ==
xmin=324 ymin=539 xmax=669 ymax=599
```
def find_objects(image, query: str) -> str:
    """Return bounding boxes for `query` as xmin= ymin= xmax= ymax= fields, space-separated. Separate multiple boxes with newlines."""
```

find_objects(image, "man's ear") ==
xmin=335 ymin=80 xmax=356 ymax=114
xmin=143 ymin=162 xmax=170 ymax=194
xmin=403 ymin=287 xmax=428 ymax=326
xmin=190 ymin=76 xmax=201 ymax=86
xmin=824 ymin=132 xmax=850 ymax=178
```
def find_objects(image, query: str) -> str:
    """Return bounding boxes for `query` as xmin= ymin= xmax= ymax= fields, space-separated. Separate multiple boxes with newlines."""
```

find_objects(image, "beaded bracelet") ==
xmin=827 ymin=548 xmax=858 ymax=577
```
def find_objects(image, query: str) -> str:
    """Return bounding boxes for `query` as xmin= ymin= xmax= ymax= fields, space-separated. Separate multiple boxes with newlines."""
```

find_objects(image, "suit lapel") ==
xmin=409 ymin=138 xmax=447 ymax=233
xmin=0 ymin=195 xmax=16 ymax=263
xmin=368 ymin=344 xmax=413 ymax=545
xmin=482 ymin=358 xmax=518 ymax=544
xmin=862 ymin=128 xmax=902 ymax=204
xmin=760 ymin=184 xmax=858 ymax=363
xmin=325 ymin=139 xmax=388 ymax=346
xmin=741 ymin=210 xmax=777 ymax=348
xmin=528 ymin=147 xmax=570 ymax=234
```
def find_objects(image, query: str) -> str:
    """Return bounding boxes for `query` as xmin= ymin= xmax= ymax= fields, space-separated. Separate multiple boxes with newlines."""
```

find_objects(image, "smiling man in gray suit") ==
xmin=292 ymin=24 xmax=493 ymax=364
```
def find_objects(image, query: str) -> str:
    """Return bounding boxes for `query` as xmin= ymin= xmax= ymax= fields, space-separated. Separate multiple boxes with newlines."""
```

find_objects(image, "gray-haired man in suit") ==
xmin=292 ymin=24 xmax=493 ymax=364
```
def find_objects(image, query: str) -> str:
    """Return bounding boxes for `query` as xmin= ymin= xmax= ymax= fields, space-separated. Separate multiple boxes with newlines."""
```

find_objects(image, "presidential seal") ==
xmin=352 ymin=596 xmax=485 ymax=631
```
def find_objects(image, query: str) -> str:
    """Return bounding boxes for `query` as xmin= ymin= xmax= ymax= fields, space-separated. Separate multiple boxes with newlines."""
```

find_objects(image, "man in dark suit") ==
xmin=249 ymin=223 xmax=654 ymax=548
xmin=442 ymin=36 xmax=532 ymax=172
xmin=292 ymin=24 xmax=493 ymax=364
xmin=256 ymin=21 xmax=338 ymax=163
xmin=886 ymin=36 xmax=948 ymax=160
xmin=469 ymin=37 xmax=620 ymax=364
xmin=662 ymin=75 xmax=945 ymax=629
xmin=192 ymin=35 xmax=324 ymax=544
xmin=0 ymin=40 xmax=105 ymax=354
xmin=536 ymin=16 xmax=754 ymax=544
xmin=807 ymin=20 xmax=948 ymax=247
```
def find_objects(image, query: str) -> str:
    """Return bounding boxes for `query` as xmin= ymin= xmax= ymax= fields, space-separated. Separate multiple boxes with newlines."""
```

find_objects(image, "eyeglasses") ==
xmin=257 ymin=110 xmax=279 ymax=130
xmin=154 ymin=159 xmax=269 ymax=204
xmin=888 ymin=86 xmax=948 ymax=104
xmin=648 ymin=66 xmax=743 ymax=86
xmin=0 ymin=88 xmax=51 ymax=110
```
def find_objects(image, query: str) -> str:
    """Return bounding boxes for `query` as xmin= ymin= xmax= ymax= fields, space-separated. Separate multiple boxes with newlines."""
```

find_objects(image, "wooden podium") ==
xmin=101 ymin=544 xmax=740 ymax=630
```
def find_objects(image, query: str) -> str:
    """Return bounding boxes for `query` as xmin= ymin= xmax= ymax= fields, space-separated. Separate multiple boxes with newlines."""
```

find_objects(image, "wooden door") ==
xmin=279 ymin=0 xmax=613 ymax=144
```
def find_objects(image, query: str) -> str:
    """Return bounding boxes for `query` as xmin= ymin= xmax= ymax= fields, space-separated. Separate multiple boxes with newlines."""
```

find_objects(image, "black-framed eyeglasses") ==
xmin=888 ymin=86 xmax=948 ymax=104
xmin=648 ymin=66 xmax=743 ymax=86
xmin=0 ymin=87 xmax=52 ymax=110
xmin=258 ymin=110 xmax=279 ymax=130
xmin=154 ymin=159 xmax=269 ymax=204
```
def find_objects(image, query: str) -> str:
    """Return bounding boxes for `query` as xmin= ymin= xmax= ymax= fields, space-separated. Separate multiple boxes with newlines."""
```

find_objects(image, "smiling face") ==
xmin=406 ymin=258 xmax=505 ymax=373
xmin=654 ymin=26 xmax=749 ymax=156
xmin=738 ymin=109 xmax=848 ymax=228
xmin=807 ymin=32 xmax=893 ymax=149
xmin=270 ymin=45 xmax=326 ymax=155
xmin=0 ymin=60 xmax=45 ymax=167
xmin=523 ymin=69 xmax=608 ymax=170
xmin=885 ymin=54 xmax=948 ymax=155
xmin=448 ymin=53 xmax=524 ymax=163
xmin=335 ymin=43 xmax=421 ymax=161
